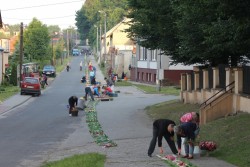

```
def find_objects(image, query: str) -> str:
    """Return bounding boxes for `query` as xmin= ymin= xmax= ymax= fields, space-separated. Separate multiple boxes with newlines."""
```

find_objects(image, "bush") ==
xmin=10 ymin=63 xmax=18 ymax=86
xmin=1 ymin=79 xmax=10 ymax=86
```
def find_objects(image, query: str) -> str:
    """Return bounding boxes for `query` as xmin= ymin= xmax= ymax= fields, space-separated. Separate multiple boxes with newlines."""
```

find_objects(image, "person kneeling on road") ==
xmin=68 ymin=96 xmax=78 ymax=117
xmin=148 ymin=119 xmax=178 ymax=157
xmin=102 ymin=85 xmax=113 ymax=96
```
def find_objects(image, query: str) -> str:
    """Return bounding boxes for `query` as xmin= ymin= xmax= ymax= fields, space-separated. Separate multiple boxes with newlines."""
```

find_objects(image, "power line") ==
xmin=2 ymin=0 xmax=84 ymax=11
xmin=3 ymin=15 xmax=75 ymax=20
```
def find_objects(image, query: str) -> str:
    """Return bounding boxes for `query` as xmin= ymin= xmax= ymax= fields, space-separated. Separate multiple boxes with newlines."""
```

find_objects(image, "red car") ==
xmin=20 ymin=77 xmax=41 ymax=96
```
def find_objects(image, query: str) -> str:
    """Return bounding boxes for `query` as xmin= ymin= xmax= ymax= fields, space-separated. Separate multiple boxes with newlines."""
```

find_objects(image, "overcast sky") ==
xmin=1 ymin=0 xmax=85 ymax=29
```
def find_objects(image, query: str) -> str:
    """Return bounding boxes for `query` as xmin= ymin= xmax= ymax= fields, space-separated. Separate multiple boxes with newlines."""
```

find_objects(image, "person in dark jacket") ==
xmin=68 ymin=96 xmax=78 ymax=116
xmin=148 ymin=119 xmax=178 ymax=157
xmin=175 ymin=122 xmax=197 ymax=159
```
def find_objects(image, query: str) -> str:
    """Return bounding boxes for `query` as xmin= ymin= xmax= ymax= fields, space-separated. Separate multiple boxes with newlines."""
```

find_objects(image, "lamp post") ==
xmin=99 ymin=24 xmax=102 ymax=63
xmin=99 ymin=10 xmax=107 ymax=64
xmin=94 ymin=25 xmax=99 ymax=57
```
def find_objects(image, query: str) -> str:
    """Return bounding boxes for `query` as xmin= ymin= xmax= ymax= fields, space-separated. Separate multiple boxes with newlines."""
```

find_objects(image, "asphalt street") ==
xmin=0 ymin=56 xmax=89 ymax=167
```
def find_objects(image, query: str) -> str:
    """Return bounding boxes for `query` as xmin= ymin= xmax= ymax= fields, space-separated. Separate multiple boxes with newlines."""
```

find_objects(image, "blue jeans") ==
xmin=184 ymin=138 xmax=194 ymax=156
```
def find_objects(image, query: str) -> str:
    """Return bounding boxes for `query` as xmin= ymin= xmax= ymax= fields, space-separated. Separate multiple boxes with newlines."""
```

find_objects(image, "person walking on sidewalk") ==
xmin=80 ymin=61 xmax=83 ymax=71
xmin=148 ymin=119 xmax=178 ymax=157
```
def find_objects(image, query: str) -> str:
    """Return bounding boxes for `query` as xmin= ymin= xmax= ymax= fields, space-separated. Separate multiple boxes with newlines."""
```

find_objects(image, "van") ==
xmin=72 ymin=49 xmax=79 ymax=56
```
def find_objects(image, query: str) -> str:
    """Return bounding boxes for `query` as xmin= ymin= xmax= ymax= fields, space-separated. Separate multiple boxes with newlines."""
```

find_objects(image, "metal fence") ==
xmin=199 ymin=69 xmax=203 ymax=89
xmin=218 ymin=64 xmax=227 ymax=88
xmin=208 ymin=67 xmax=213 ymax=89
xmin=243 ymin=66 xmax=250 ymax=95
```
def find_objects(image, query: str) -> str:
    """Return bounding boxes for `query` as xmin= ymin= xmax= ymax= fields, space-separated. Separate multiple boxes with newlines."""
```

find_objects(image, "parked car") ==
xmin=20 ymin=77 xmax=41 ymax=96
xmin=42 ymin=65 xmax=56 ymax=77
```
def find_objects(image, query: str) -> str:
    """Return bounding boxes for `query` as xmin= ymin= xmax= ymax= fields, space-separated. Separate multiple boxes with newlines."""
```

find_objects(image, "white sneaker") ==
xmin=69 ymin=114 xmax=72 ymax=117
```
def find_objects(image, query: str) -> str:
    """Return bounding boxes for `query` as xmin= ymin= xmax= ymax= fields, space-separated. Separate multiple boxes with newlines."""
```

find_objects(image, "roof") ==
xmin=102 ymin=18 xmax=131 ymax=38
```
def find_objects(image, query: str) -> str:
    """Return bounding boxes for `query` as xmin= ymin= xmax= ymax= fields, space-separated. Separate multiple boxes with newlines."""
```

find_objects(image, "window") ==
xmin=140 ymin=47 xmax=144 ymax=60
xmin=152 ymin=50 xmax=156 ymax=61
xmin=142 ymin=72 xmax=144 ymax=81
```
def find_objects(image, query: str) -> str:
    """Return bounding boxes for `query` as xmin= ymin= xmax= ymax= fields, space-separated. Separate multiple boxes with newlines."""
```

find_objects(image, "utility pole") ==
xmin=99 ymin=25 xmax=102 ymax=62
xmin=67 ymin=29 xmax=69 ymax=58
xmin=104 ymin=12 xmax=107 ymax=63
xmin=19 ymin=22 xmax=24 ymax=87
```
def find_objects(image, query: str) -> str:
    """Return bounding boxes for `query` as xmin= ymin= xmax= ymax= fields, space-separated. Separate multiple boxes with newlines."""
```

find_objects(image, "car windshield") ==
xmin=24 ymin=78 xmax=38 ymax=84
xmin=43 ymin=66 xmax=54 ymax=70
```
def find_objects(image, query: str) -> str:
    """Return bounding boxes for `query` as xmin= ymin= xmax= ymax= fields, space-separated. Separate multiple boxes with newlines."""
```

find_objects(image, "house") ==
xmin=0 ymin=24 xmax=11 ymax=83
xmin=130 ymin=43 xmax=193 ymax=86
xmin=100 ymin=18 xmax=134 ymax=78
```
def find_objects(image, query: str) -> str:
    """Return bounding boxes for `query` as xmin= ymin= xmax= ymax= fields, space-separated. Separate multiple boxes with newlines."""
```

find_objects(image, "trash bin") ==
xmin=77 ymin=97 xmax=85 ymax=110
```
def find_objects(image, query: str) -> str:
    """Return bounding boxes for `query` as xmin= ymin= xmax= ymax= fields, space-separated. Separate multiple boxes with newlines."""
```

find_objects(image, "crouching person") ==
xmin=148 ymin=119 xmax=178 ymax=157
xmin=68 ymin=96 xmax=78 ymax=117
xmin=102 ymin=85 xmax=113 ymax=96
xmin=175 ymin=122 xmax=197 ymax=159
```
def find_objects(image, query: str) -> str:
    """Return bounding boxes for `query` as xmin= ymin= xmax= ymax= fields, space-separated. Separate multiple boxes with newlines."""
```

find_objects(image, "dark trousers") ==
xmin=85 ymin=87 xmax=94 ymax=100
xmin=148 ymin=126 xmax=178 ymax=155
xmin=69 ymin=105 xmax=74 ymax=114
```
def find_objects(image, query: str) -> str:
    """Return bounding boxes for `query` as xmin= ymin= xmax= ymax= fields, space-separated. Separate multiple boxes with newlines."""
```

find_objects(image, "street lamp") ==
xmin=94 ymin=25 xmax=99 ymax=57
xmin=98 ymin=10 xmax=107 ymax=63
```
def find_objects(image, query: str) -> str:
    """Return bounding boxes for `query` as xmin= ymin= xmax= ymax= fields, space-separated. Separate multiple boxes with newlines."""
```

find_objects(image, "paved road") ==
xmin=0 ymin=56 xmax=89 ymax=167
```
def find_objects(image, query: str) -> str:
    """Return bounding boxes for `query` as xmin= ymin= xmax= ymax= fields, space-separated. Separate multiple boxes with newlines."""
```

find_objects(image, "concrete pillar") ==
xmin=203 ymin=69 xmax=209 ymax=89
xmin=213 ymin=67 xmax=219 ymax=89
xmin=234 ymin=68 xmax=243 ymax=94
xmin=194 ymin=72 xmax=199 ymax=90
xmin=180 ymin=74 xmax=186 ymax=103
xmin=181 ymin=74 xmax=187 ymax=91
xmin=226 ymin=68 xmax=234 ymax=87
xmin=187 ymin=73 xmax=191 ymax=91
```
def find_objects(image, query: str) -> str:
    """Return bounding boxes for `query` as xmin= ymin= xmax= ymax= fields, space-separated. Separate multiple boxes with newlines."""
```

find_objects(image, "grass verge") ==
xmin=115 ymin=81 xmax=180 ymax=95
xmin=41 ymin=153 xmax=106 ymax=167
xmin=146 ymin=100 xmax=250 ymax=167
xmin=0 ymin=86 xmax=20 ymax=102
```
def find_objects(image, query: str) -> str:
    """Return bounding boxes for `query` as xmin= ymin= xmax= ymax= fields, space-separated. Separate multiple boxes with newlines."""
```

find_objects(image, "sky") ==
xmin=1 ymin=0 xmax=85 ymax=29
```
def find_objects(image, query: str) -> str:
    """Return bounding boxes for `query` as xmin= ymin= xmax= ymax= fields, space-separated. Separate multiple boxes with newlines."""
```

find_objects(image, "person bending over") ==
xmin=68 ymin=96 xmax=78 ymax=116
xmin=175 ymin=122 xmax=197 ymax=159
xmin=148 ymin=119 xmax=178 ymax=157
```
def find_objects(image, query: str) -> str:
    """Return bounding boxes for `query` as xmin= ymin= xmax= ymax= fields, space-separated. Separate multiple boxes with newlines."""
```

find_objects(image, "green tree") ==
xmin=75 ymin=0 xmax=128 ymax=47
xmin=8 ymin=24 xmax=20 ymax=37
xmin=47 ymin=25 xmax=61 ymax=35
xmin=126 ymin=0 xmax=250 ymax=66
xmin=126 ymin=0 xmax=178 ymax=55
xmin=23 ymin=18 xmax=50 ymax=61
